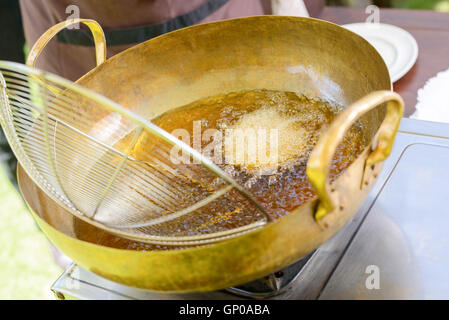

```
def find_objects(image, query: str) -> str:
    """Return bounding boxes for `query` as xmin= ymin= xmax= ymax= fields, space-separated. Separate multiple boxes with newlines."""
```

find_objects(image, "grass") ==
xmin=0 ymin=167 xmax=61 ymax=299
xmin=328 ymin=0 xmax=449 ymax=11
xmin=393 ymin=0 xmax=449 ymax=11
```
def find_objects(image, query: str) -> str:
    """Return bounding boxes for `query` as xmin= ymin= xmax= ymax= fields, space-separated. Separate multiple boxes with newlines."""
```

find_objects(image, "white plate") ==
xmin=342 ymin=23 xmax=419 ymax=83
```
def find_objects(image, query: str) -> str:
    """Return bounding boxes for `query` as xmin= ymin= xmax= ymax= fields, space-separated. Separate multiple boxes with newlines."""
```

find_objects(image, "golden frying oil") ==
xmin=78 ymin=90 xmax=366 ymax=250
xmin=151 ymin=89 xmax=365 ymax=216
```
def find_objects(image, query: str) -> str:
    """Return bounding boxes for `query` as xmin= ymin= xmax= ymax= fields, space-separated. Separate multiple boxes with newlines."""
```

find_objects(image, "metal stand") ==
xmin=52 ymin=119 xmax=449 ymax=300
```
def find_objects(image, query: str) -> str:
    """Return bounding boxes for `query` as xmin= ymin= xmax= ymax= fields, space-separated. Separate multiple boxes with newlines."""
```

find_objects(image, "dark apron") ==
xmin=19 ymin=0 xmax=272 ymax=80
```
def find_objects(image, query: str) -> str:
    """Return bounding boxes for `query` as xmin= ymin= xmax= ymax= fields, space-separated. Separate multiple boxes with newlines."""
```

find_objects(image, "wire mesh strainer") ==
xmin=0 ymin=61 xmax=271 ymax=245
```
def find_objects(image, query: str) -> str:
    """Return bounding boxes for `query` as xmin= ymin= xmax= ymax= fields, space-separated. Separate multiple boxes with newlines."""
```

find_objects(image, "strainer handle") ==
xmin=306 ymin=90 xmax=403 ymax=223
xmin=26 ymin=19 xmax=106 ymax=68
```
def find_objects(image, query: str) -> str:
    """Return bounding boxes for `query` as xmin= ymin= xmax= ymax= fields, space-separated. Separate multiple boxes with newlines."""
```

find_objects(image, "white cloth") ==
xmin=271 ymin=0 xmax=309 ymax=17
xmin=410 ymin=68 xmax=449 ymax=123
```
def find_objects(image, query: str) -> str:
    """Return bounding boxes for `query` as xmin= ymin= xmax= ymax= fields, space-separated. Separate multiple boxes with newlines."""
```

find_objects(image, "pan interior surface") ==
xmin=68 ymin=16 xmax=389 ymax=244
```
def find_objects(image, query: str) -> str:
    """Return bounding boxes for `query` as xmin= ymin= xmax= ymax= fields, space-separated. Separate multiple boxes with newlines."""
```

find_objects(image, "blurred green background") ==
xmin=327 ymin=0 xmax=449 ymax=11
xmin=0 ymin=168 xmax=62 ymax=299
xmin=394 ymin=0 xmax=449 ymax=11
xmin=0 ymin=0 xmax=448 ymax=300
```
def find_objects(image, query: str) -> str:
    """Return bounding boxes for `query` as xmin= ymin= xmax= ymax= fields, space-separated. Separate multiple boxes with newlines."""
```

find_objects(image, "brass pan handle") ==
xmin=306 ymin=91 xmax=404 ymax=222
xmin=26 ymin=19 xmax=106 ymax=68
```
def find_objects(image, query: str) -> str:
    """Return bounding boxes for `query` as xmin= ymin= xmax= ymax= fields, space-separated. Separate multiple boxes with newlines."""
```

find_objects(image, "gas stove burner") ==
xmin=225 ymin=251 xmax=316 ymax=299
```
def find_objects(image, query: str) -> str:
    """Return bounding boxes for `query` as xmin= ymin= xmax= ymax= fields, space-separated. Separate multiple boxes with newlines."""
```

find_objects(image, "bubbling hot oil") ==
xmin=77 ymin=90 xmax=366 ymax=250
xmin=151 ymin=90 xmax=365 ymax=216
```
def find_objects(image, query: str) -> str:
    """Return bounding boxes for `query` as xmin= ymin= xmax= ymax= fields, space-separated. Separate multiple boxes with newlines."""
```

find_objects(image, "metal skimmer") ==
xmin=0 ymin=61 xmax=270 ymax=245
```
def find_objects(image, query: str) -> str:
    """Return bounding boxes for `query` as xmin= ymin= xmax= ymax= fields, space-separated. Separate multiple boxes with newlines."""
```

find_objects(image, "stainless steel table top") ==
xmin=51 ymin=118 xmax=449 ymax=300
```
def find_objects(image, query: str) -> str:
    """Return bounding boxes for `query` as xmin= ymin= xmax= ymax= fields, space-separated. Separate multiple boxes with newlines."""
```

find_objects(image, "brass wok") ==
xmin=18 ymin=16 xmax=403 ymax=292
